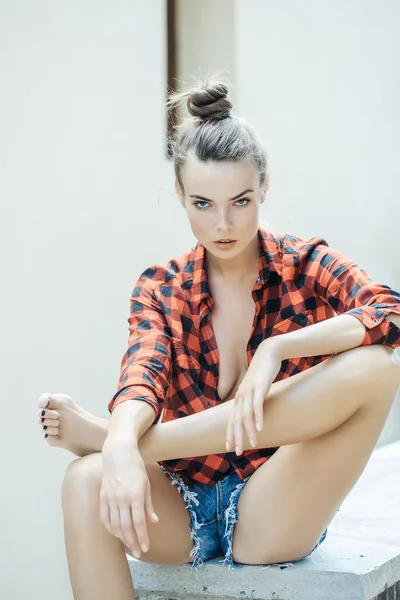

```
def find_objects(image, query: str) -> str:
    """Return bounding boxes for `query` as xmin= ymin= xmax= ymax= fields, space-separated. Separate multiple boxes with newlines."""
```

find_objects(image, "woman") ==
xmin=38 ymin=78 xmax=400 ymax=599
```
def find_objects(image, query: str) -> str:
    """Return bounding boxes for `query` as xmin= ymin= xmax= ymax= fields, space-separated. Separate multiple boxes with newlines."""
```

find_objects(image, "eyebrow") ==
xmin=189 ymin=189 xmax=254 ymax=202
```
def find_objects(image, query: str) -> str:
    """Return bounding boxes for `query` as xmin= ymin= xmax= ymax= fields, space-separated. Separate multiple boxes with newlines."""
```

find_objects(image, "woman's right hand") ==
xmin=100 ymin=441 xmax=159 ymax=558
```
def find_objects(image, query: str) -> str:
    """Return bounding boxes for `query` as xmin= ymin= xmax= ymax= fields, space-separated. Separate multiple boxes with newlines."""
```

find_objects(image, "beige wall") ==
xmin=175 ymin=0 xmax=235 ymax=103
xmin=1 ymin=1 xmax=399 ymax=598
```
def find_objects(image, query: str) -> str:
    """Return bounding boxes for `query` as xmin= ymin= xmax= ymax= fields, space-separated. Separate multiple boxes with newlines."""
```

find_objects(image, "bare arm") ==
xmin=104 ymin=400 xmax=156 ymax=452
xmin=101 ymin=314 xmax=400 ymax=463
xmin=136 ymin=313 xmax=400 ymax=464
xmin=138 ymin=396 xmax=237 ymax=464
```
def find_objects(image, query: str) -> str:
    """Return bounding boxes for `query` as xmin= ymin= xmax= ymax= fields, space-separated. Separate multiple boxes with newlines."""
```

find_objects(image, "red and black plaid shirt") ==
xmin=108 ymin=226 xmax=400 ymax=485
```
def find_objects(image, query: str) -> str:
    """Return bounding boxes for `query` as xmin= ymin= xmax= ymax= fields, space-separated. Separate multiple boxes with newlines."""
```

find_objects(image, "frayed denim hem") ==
xmin=218 ymin=475 xmax=251 ymax=572
xmin=160 ymin=467 xmax=205 ymax=571
xmin=160 ymin=466 xmax=333 ymax=574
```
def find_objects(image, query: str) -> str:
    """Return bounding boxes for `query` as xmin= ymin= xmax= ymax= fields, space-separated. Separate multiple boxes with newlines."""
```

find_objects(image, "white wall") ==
xmin=0 ymin=2 xmax=187 ymax=599
xmin=2 ymin=2 xmax=399 ymax=598
xmin=235 ymin=0 xmax=400 ymax=444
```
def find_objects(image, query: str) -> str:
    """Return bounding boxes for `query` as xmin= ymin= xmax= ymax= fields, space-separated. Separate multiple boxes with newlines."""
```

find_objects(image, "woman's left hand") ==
xmin=225 ymin=341 xmax=282 ymax=456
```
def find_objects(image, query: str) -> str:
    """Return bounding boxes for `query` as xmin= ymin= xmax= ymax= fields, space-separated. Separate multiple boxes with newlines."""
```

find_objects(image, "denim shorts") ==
xmin=160 ymin=466 xmax=329 ymax=573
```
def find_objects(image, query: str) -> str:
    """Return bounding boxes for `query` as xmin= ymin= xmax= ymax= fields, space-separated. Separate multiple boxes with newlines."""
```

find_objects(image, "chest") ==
xmin=209 ymin=282 xmax=257 ymax=402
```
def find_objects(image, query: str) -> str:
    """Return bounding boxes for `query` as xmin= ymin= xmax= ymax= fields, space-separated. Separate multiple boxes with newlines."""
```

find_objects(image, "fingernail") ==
xmin=133 ymin=550 xmax=141 ymax=559
xmin=256 ymin=422 xmax=262 ymax=431
xmin=236 ymin=446 xmax=241 ymax=455
xmin=249 ymin=439 xmax=255 ymax=448
xmin=152 ymin=513 xmax=159 ymax=522
xmin=45 ymin=434 xmax=48 ymax=438
xmin=141 ymin=544 xmax=148 ymax=553
xmin=41 ymin=410 xmax=45 ymax=417
xmin=41 ymin=418 xmax=44 ymax=423
xmin=225 ymin=441 xmax=230 ymax=451
xmin=43 ymin=426 xmax=47 ymax=430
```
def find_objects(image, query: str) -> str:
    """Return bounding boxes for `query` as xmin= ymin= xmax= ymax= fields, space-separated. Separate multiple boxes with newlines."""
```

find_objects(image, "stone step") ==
xmin=128 ymin=441 xmax=400 ymax=600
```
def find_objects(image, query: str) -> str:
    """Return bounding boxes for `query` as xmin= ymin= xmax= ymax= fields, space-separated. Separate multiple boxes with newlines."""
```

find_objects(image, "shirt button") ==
xmin=373 ymin=319 xmax=379 ymax=323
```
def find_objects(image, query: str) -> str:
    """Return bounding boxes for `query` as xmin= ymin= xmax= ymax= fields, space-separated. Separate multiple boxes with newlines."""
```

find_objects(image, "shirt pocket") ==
xmin=171 ymin=339 xmax=199 ymax=371
xmin=270 ymin=309 xmax=315 ymax=337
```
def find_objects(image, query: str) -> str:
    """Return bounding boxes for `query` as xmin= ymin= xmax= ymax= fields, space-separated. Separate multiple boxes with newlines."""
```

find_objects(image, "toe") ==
xmin=43 ymin=425 xmax=59 ymax=436
xmin=45 ymin=434 xmax=60 ymax=446
xmin=38 ymin=409 xmax=60 ymax=420
xmin=39 ymin=393 xmax=73 ymax=411
xmin=38 ymin=393 xmax=52 ymax=409
xmin=39 ymin=418 xmax=60 ymax=427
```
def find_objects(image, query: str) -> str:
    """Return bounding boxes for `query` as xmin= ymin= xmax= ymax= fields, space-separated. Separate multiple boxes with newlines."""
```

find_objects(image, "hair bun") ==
xmin=187 ymin=82 xmax=232 ymax=121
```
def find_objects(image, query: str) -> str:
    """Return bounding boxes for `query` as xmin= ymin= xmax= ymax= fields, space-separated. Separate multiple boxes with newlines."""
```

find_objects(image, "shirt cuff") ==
xmin=345 ymin=306 xmax=400 ymax=348
xmin=108 ymin=385 xmax=162 ymax=423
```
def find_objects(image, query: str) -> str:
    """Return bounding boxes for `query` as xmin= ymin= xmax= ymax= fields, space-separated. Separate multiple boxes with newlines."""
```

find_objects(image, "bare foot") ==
xmin=37 ymin=393 xmax=109 ymax=457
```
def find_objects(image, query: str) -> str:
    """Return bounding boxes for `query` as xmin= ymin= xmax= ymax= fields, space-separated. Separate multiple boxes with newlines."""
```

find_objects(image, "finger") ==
xmin=131 ymin=497 xmax=149 ymax=553
xmin=110 ymin=503 xmax=126 ymax=545
xmin=234 ymin=398 xmax=244 ymax=455
xmin=100 ymin=494 xmax=112 ymax=534
xmin=225 ymin=403 xmax=236 ymax=451
xmin=119 ymin=505 xmax=140 ymax=553
xmin=241 ymin=393 xmax=257 ymax=448
xmin=145 ymin=485 xmax=159 ymax=526
xmin=253 ymin=388 xmax=266 ymax=434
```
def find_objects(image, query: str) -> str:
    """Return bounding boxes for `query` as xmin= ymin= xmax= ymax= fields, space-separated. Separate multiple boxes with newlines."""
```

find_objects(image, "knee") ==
xmin=347 ymin=345 xmax=400 ymax=393
xmin=62 ymin=452 xmax=103 ymax=512
xmin=367 ymin=345 xmax=400 ymax=382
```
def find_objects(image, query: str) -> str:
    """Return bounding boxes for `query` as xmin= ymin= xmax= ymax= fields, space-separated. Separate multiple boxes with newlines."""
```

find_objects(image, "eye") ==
xmin=193 ymin=198 xmax=250 ymax=210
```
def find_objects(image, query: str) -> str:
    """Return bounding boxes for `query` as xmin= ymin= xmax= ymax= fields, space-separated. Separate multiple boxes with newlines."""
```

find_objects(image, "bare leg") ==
xmin=47 ymin=345 xmax=399 ymax=599
xmin=139 ymin=345 xmax=400 ymax=462
xmin=62 ymin=454 xmax=136 ymax=600
xmin=39 ymin=346 xmax=400 ymax=461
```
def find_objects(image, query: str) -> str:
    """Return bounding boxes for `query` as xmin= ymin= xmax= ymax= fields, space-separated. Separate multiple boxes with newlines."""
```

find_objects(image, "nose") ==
xmin=215 ymin=208 xmax=233 ymax=232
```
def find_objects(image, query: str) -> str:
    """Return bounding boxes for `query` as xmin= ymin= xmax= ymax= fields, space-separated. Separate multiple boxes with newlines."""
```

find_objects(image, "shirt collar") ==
xmin=187 ymin=225 xmax=282 ymax=315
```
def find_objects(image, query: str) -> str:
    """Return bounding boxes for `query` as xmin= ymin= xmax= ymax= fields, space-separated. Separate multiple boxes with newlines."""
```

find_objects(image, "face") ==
xmin=176 ymin=153 xmax=269 ymax=257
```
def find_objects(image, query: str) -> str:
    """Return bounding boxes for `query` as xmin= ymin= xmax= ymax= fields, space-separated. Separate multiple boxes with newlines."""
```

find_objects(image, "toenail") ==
xmin=43 ymin=426 xmax=47 ymax=430
xmin=41 ymin=410 xmax=45 ymax=417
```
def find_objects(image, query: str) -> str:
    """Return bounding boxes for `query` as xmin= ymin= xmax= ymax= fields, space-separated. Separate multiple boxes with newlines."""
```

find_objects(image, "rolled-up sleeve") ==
xmin=108 ymin=266 xmax=172 ymax=423
xmin=298 ymin=239 xmax=400 ymax=349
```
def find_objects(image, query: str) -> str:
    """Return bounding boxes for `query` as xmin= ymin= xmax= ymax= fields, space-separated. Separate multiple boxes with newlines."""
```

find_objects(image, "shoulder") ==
xmin=280 ymin=231 xmax=329 ymax=255
xmin=131 ymin=246 xmax=194 ymax=299
xmin=271 ymin=230 xmax=331 ymax=269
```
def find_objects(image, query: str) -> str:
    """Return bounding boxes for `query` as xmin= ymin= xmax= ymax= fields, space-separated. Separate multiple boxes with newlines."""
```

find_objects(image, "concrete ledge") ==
xmin=129 ymin=441 xmax=400 ymax=600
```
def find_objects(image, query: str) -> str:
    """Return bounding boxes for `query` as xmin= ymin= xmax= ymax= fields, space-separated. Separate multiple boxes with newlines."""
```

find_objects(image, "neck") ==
xmin=205 ymin=232 xmax=260 ymax=282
